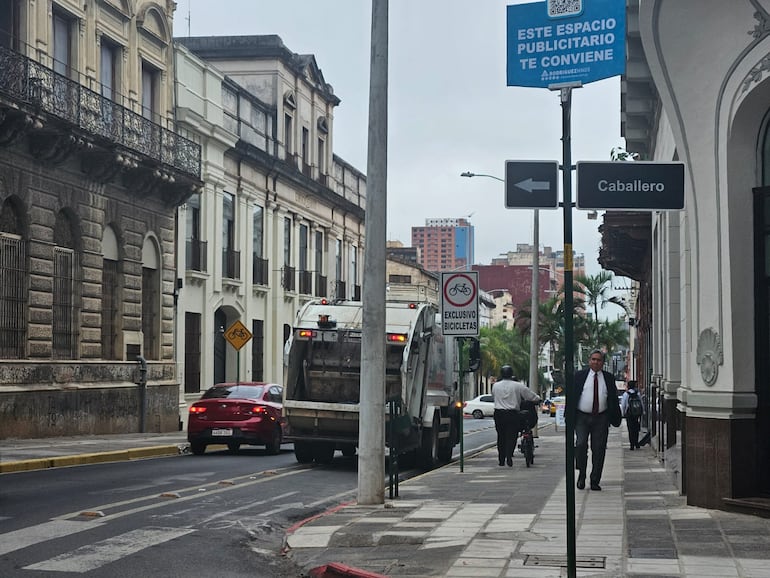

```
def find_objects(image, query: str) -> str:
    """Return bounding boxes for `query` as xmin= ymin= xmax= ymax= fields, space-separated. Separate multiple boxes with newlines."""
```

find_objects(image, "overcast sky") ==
xmin=179 ymin=0 xmax=624 ymax=278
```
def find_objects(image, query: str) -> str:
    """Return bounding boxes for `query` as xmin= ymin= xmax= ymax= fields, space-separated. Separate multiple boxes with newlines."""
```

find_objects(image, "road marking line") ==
xmin=0 ymin=520 xmax=103 ymax=556
xmin=24 ymin=527 xmax=193 ymax=573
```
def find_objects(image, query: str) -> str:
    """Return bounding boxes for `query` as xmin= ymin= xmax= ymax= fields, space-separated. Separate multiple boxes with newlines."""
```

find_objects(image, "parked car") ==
xmin=463 ymin=394 xmax=495 ymax=419
xmin=187 ymin=382 xmax=285 ymax=456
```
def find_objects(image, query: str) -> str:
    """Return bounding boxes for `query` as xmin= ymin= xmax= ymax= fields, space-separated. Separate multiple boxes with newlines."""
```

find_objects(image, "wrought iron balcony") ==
xmin=334 ymin=280 xmax=346 ymax=300
xmin=282 ymin=265 xmax=296 ymax=292
xmin=253 ymin=256 xmax=269 ymax=285
xmin=315 ymin=273 xmax=327 ymax=298
xmin=0 ymin=45 xmax=201 ymax=179
xmin=185 ymin=239 xmax=207 ymax=272
xmin=222 ymin=249 xmax=241 ymax=280
xmin=298 ymin=270 xmax=312 ymax=295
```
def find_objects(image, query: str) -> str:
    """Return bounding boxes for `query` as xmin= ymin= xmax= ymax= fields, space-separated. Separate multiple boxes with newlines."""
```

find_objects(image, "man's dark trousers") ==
xmin=575 ymin=410 xmax=610 ymax=485
xmin=494 ymin=409 xmax=520 ymax=465
xmin=626 ymin=415 xmax=641 ymax=449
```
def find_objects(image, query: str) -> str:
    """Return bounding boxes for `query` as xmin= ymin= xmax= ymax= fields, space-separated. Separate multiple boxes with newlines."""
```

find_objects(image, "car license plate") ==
xmin=212 ymin=428 xmax=233 ymax=437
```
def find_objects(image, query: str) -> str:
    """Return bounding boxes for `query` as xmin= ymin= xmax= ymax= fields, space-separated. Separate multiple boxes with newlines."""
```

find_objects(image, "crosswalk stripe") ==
xmin=23 ymin=527 xmax=193 ymax=573
xmin=0 ymin=520 xmax=101 ymax=556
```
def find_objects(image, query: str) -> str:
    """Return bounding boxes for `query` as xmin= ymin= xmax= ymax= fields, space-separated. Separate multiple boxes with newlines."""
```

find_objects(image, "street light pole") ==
xmin=461 ymin=171 xmax=541 ymax=396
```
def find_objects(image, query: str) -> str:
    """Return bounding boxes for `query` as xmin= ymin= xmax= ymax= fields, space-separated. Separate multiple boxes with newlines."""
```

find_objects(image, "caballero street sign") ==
xmin=576 ymin=161 xmax=685 ymax=211
xmin=441 ymin=271 xmax=479 ymax=337
xmin=505 ymin=160 xmax=559 ymax=209
xmin=506 ymin=0 xmax=626 ymax=88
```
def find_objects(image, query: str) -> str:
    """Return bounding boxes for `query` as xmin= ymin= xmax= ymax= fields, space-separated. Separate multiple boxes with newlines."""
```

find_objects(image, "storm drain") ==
xmin=524 ymin=555 xmax=606 ymax=569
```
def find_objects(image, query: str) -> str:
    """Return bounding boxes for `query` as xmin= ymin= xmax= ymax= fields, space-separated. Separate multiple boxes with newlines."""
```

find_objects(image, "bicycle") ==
xmin=517 ymin=400 xmax=538 ymax=467
xmin=518 ymin=417 xmax=535 ymax=467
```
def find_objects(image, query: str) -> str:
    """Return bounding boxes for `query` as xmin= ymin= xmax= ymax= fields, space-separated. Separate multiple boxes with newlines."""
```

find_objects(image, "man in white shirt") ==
xmin=492 ymin=365 xmax=541 ymax=467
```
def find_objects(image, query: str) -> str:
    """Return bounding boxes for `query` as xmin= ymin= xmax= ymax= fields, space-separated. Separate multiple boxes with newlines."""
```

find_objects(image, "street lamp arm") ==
xmin=460 ymin=171 xmax=505 ymax=183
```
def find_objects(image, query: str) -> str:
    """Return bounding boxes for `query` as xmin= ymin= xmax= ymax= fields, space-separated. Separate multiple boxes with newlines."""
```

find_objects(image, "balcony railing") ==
xmin=185 ymin=239 xmax=207 ymax=272
xmin=298 ymin=270 xmax=312 ymax=295
xmin=0 ymin=45 xmax=201 ymax=179
xmin=335 ymin=280 xmax=346 ymax=300
xmin=222 ymin=249 xmax=240 ymax=280
xmin=282 ymin=265 xmax=296 ymax=291
xmin=315 ymin=273 xmax=327 ymax=298
xmin=253 ymin=256 xmax=268 ymax=285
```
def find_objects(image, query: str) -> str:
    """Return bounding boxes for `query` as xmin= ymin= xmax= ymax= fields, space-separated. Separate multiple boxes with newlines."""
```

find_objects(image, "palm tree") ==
xmin=479 ymin=324 xmax=530 ymax=382
xmin=574 ymin=271 xmax=627 ymax=344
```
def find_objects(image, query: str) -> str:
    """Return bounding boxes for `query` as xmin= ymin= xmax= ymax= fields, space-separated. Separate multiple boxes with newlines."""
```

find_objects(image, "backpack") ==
xmin=628 ymin=392 xmax=643 ymax=418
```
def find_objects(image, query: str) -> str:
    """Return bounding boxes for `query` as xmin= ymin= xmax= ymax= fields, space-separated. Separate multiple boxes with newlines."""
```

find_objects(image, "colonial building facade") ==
xmin=173 ymin=36 xmax=366 ymax=422
xmin=602 ymin=0 xmax=770 ymax=511
xmin=0 ymin=0 xmax=201 ymax=437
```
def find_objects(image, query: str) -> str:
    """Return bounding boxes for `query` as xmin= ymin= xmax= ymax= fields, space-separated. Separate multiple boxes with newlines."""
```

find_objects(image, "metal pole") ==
xmin=529 ymin=210 xmax=540 ymax=396
xmin=358 ymin=0 xmax=388 ymax=505
xmin=561 ymin=86 xmax=577 ymax=578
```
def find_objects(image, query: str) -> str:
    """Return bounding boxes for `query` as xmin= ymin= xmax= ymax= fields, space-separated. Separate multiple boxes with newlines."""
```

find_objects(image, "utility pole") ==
xmin=358 ymin=0 xmax=388 ymax=505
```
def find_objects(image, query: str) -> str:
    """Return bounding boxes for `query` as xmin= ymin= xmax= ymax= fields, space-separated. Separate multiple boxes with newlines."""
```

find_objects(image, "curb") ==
xmin=0 ymin=444 xmax=188 ymax=474
xmin=308 ymin=563 xmax=388 ymax=578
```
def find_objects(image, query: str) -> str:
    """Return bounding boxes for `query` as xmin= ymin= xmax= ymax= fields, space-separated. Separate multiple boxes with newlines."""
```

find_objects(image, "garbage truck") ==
xmin=283 ymin=295 xmax=463 ymax=468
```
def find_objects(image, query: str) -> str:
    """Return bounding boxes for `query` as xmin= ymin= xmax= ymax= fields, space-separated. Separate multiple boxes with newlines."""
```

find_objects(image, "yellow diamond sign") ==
xmin=224 ymin=320 xmax=252 ymax=351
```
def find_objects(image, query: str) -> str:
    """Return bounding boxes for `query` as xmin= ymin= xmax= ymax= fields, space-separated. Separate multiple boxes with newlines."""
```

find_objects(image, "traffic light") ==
xmin=468 ymin=338 xmax=481 ymax=371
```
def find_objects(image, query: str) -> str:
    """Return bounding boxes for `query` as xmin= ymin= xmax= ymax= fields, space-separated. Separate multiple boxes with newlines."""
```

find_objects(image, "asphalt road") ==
xmin=0 ymin=421 xmax=498 ymax=577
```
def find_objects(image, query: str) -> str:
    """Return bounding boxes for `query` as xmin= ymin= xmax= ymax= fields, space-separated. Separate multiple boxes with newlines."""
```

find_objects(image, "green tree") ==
xmin=478 ymin=323 xmax=530 ymax=382
xmin=574 ymin=271 xmax=627 ymax=344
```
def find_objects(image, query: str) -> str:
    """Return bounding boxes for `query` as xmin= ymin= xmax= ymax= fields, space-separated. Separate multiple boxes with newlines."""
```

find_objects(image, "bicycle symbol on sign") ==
xmin=228 ymin=327 xmax=250 ymax=340
xmin=448 ymin=283 xmax=472 ymax=297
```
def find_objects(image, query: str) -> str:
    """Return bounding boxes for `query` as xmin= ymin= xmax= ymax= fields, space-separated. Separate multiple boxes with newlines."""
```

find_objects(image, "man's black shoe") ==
xmin=591 ymin=482 xmax=602 ymax=491
xmin=507 ymin=457 xmax=513 ymax=467
xmin=577 ymin=475 xmax=585 ymax=490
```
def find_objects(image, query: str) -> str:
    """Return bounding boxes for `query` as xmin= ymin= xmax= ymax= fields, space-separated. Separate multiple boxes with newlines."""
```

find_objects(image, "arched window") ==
xmin=0 ymin=197 xmax=27 ymax=358
xmin=141 ymin=235 xmax=161 ymax=359
xmin=101 ymin=225 xmax=122 ymax=360
xmin=52 ymin=210 xmax=80 ymax=359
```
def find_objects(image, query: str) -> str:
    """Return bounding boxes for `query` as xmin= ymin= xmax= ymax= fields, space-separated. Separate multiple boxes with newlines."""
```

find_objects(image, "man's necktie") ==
xmin=592 ymin=372 xmax=599 ymax=415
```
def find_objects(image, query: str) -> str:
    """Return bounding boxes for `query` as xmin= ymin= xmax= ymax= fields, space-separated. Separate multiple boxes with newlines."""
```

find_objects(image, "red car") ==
xmin=187 ymin=382 xmax=284 ymax=456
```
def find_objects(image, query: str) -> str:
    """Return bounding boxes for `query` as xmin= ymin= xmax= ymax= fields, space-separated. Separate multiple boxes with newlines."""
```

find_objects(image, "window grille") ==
xmin=0 ymin=234 xmax=27 ymax=358
xmin=101 ymin=258 xmax=120 ymax=359
xmin=53 ymin=246 xmax=79 ymax=359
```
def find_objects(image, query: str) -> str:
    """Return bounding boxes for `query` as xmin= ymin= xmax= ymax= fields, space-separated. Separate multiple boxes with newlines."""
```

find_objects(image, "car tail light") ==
xmin=463 ymin=401 xmax=468 ymax=408
xmin=387 ymin=333 xmax=407 ymax=343
xmin=189 ymin=405 xmax=206 ymax=414
xmin=248 ymin=405 xmax=267 ymax=415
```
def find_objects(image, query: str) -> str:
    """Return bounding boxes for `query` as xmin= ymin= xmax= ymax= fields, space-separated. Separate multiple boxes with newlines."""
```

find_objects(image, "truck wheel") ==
xmin=314 ymin=442 xmax=335 ymax=464
xmin=294 ymin=441 xmax=314 ymax=464
xmin=419 ymin=419 xmax=440 ymax=469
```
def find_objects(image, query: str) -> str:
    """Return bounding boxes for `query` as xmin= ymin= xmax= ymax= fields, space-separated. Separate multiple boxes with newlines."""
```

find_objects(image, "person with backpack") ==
xmin=620 ymin=380 xmax=644 ymax=450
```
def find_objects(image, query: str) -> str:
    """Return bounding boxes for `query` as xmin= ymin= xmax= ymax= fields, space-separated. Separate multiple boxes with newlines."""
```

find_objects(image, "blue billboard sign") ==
xmin=506 ymin=0 xmax=626 ymax=88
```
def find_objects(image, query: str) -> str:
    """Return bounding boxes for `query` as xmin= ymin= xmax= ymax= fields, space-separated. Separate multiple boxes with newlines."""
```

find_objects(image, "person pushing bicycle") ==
xmin=492 ymin=365 xmax=541 ymax=467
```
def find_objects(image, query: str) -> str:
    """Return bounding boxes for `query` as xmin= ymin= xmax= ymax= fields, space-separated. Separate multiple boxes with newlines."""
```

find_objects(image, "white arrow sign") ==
xmin=515 ymin=178 xmax=551 ymax=193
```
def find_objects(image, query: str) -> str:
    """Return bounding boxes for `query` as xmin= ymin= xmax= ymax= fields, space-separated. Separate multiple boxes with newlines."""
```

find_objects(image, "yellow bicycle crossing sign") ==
xmin=224 ymin=320 xmax=252 ymax=351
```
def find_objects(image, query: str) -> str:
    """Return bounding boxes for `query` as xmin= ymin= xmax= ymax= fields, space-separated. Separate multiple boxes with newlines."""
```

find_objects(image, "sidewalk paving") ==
xmin=3 ymin=426 xmax=770 ymax=577
xmin=286 ymin=426 xmax=770 ymax=578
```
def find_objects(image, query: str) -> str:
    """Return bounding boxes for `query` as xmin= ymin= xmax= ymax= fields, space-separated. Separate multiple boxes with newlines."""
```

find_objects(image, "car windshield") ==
xmin=202 ymin=385 xmax=265 ymax=400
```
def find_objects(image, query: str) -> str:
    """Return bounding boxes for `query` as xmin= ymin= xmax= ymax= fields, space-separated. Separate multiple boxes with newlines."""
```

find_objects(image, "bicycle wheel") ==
xmin=525 ymin=437 xmax=534 ymax=467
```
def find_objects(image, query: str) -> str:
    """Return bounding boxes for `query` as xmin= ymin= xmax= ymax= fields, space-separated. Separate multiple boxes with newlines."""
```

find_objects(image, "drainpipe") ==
xmin=137 ymin=355 xmax=147 ymax=433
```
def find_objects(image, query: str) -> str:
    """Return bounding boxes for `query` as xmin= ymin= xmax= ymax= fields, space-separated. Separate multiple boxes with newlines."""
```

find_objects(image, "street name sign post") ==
xmin=505 ymin=160 xmax=560 ymax=209
xmin=441 ymin=272 xmax=479 ymax=337
xmin=506 ymin=2 xmax=627 ymax=577
xmin=576 ymin=161 xmax=685 ymax=210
